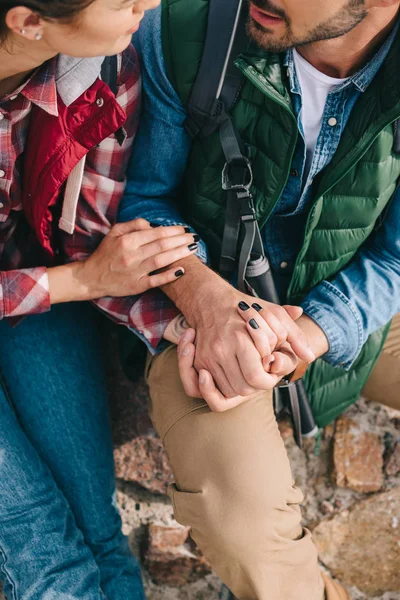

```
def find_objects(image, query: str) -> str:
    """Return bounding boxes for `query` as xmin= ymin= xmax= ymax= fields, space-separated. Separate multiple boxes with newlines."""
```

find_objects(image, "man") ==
xmin=118 ymin=1 xmax=400 ymax=598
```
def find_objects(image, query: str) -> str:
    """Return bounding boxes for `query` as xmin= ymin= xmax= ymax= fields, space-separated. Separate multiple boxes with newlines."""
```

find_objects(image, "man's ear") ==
xmin=5 ymin=6 xmax=44 ymax=41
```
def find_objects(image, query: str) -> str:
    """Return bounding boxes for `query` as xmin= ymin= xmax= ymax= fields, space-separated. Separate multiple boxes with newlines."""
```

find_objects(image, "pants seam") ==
xmin=161 ymin=404 xmax=208 ymax=443
xmin=0 ymin=541 xmax=17 ymax=600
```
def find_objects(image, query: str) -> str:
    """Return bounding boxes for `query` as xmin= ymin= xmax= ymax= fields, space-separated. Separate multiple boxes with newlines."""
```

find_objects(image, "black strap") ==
xmin=101 ymin=55 xmax=118 ymax=96
xmin=394 ymin=119 xmax=400 ymax=154
xmin=101 ymin=55 xmax=127 ymax=147
xmin=185 ymin=0 xmax=248 ymax=140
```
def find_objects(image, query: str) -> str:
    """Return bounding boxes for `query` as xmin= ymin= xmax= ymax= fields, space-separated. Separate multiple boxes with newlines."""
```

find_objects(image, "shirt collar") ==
xmin=20 ymin=57 xmax=58 ymax=117
xmin=284 ymin=17 xmax=399 ymax=95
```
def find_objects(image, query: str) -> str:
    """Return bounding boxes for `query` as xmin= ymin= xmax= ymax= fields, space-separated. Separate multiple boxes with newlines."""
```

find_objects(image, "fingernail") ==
xmin=188 ymin=243 xmax=198 ymax=251
xmin=175 ymin=269 xmax=184 ymax=278
xmin=150 ymin=222 xmax=161 ymax=228
xmin=193 ymin=234 xmax=200 ymax=243
xmin=182 ymin=345 xmax=191 ymax=356
xmin=184 ymin=227 xmax=191 ymax=233
xmin=252 ymin=303 xmax=263 ymax=312
xmin=238 ymin=301 xmax=250 ymax=311
xmin=249 ymin=318 xmax=259 ymax=330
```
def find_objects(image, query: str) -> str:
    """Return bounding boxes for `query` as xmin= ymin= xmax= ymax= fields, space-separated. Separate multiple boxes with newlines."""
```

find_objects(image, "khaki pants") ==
xmin=146 ymin=345 xmax=324 ymax=600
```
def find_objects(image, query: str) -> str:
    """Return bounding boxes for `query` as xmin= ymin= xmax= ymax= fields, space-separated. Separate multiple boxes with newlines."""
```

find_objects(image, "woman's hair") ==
xmin=0 ymin=1 xmax=95 ymax=43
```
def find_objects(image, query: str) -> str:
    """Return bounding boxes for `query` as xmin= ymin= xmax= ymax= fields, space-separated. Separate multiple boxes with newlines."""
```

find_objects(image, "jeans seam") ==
xmin=0 ymin=542 xmax=17 ymax=600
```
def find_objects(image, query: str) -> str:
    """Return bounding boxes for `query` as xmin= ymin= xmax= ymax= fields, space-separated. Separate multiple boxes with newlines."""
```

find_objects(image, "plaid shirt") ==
xmin=0 ymin=46 xmax=177 ymax=349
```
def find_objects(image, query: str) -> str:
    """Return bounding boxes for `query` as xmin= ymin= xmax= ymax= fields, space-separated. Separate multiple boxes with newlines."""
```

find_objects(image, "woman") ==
xmin=0 ymin=1 xmax=199 ymax=598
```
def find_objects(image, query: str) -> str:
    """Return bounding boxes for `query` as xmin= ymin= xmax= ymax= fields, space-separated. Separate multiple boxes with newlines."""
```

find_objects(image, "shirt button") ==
xmin=96 ymin=98 xmax=105 ymax=107
xmin=280 ymin=261 xmax=288 ymax=269
xmin=328 ymin=117 xmax=338 ymax=127
xmin=0 ymin=170 xmax=5 ymax=178
xmin=290 ymin=169 xmax=299 ymax=177
xmin=0 ymin=113 xmax=4 ymax=121
xmin=0 ymin=203 xmax=4 ymax=209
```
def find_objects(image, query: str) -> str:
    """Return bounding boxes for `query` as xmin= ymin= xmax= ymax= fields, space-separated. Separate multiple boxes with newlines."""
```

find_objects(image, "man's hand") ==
xmin=162 ymin=259 xmax=315 ymax=397
xmin=177 ymin=308 xmax=328 ymax=413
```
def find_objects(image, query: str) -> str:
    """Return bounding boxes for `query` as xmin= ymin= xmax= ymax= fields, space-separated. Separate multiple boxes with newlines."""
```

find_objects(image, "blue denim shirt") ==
xmin=120 ymin=6 xmax=400 ymax=369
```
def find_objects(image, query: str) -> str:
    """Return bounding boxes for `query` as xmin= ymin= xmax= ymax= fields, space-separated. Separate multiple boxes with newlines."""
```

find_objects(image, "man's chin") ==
xmin=247 ymin=18 xmax=292 ymax=53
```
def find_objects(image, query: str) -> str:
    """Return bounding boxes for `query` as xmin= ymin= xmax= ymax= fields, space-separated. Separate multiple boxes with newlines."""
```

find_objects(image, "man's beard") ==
xmin=247 ymin=0 xmax=368 ymax=53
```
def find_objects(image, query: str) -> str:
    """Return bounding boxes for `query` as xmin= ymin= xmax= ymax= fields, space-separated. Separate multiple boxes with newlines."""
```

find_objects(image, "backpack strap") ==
xmin=101 ymin=55 xmax=119 ymax=96
xmin=184 ymin=0 xmax=248 ymax=140
xmin=101 ymin=55 xmax=127 ymax=146
xmin=394 ymin=119 xmax=400 ymax=154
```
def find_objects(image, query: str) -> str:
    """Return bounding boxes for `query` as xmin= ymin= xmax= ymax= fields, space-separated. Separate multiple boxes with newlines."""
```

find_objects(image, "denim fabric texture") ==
xmin=120 ymin=7 xmax=400 ymax=369
xmin=0 ymin=304 xmax=145 ymax=600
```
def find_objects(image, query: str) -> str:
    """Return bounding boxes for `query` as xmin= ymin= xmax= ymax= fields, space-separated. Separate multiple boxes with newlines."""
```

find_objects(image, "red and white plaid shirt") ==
xmin=0 ymin=46 xmax=178 ymax=350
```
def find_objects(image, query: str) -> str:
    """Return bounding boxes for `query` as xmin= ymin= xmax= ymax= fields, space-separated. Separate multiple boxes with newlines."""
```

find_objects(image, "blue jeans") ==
xmin=0 ymin=303 xmax=145 ymax=600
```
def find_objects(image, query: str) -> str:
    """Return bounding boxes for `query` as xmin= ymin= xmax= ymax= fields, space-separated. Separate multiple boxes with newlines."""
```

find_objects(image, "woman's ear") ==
xmin=5 ymin=6 xmax=44 ymax=41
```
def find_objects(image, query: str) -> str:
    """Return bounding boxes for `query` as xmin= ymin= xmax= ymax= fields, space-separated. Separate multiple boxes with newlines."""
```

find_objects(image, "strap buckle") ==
xmin=222 ymin=157 xmax=253 ymax=192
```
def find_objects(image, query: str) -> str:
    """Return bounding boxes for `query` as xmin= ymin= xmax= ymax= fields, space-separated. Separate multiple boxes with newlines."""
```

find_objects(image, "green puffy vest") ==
xmin=161 ymin=0 xmax=400 ymax=426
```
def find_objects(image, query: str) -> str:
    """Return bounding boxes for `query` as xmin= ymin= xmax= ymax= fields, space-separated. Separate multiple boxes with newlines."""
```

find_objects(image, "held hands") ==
xmin=183 ymin=282 xmax=316 ymax=400
xmin=176 ymin=303 xmax=305 ymax=412
xmin=77 ymin=219 xmax=199 ymax=300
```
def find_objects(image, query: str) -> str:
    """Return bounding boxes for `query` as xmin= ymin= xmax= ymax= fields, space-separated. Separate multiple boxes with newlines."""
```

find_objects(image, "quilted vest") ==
xmin=161 ymin=0 xmax=400 ymax=426
xmin=23 ymin=71 xmax=126 ymax=260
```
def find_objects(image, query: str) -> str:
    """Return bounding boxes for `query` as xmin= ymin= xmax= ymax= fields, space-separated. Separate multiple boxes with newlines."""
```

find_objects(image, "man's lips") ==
xmin=249 ymin=4 xmax=285 ymax=27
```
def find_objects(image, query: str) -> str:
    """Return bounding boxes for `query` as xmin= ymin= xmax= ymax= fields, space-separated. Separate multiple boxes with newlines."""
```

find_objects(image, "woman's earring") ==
xmin=20 ymin=29 xmax=26 ymax=35
xmin=35 ymin=32 xmax=43 ymax=41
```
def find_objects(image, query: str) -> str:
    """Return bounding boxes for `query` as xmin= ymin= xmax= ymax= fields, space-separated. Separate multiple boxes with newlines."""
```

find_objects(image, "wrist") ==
xmin=297 ymin=313 xmax=329 ymax=359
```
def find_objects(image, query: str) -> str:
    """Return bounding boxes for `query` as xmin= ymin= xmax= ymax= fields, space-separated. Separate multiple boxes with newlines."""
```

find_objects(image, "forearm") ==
xmin=296 ymin=314 xmax=329 ymax=359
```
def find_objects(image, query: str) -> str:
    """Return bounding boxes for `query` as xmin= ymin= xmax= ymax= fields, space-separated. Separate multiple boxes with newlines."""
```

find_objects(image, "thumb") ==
xmin=283 ymin=305 xmax=303 ymax=321
xmin=110 ymin=218 xmax=151 ymax=237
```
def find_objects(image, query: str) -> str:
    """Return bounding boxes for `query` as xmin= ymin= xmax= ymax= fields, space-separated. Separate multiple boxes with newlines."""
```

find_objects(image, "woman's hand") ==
xmin=78 ymin=219 xmax=198 ymax=299
xmin=176 ymin=302 xmax=310 ymax=413
xmin=48 ymin=219 xmax=199 ymax=304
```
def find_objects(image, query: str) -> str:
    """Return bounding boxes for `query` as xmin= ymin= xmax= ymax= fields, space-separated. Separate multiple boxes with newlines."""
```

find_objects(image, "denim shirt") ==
xmin=119 ymin=6 xmax=400 ymax=369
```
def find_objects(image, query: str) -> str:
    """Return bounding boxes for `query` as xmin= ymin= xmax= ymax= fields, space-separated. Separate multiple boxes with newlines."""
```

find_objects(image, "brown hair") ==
xmin=0 ymin=1 xmax=95 ymax=43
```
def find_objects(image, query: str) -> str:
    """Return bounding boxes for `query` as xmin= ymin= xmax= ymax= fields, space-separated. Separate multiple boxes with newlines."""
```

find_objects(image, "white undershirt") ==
xmin=292 ymin=49 xmax=349 ymax=173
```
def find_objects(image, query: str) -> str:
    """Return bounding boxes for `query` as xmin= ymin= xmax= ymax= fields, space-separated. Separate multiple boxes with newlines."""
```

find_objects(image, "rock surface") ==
xmin=145 ymin=523 xmax=211 ymax=586
xmin=333 ymin=417 xmax=384 ymax=493
xmin=313 ymin=488 xmax=400 ymax=596
xmin=386 ymin=443 xmax=400 ymax=477
xmin=114 ymin=436 xmax=174 ymax=495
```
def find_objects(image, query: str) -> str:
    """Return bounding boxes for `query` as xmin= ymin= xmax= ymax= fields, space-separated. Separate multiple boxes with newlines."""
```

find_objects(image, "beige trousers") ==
xmin=146 ymin=345 xmax=324 ymax=600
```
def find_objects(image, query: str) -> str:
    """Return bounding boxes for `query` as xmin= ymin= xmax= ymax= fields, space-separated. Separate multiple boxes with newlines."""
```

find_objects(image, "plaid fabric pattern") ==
xmin=0 ymin=46 xmax=176 ymax=349
xmin=62 ymin=47 xmax=179 ymax=350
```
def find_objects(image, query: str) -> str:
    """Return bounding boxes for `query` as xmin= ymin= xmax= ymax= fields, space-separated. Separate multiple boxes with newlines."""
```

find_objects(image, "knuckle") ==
xmin=157 ymin=238 xmax=169 ymax=252
xmin=152 ymin=254 xmax=165 ymax=269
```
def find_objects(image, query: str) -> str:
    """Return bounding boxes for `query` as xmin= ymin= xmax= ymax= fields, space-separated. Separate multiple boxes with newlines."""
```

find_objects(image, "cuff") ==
xmin=148 ymin=218 xmax=209 ymax=265
xmin=2 ymin=267 xmax=51 ymax=318
xmin=301 ymin=280 xmax=363 ymax=370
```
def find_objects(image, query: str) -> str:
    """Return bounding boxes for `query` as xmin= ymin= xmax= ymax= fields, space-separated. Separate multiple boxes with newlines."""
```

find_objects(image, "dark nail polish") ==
xmin=184 ymin=227 xmax=191 ymax=233
xmin=188 ymin=243 xmax=198 ymax=251
xmin=252 ymin=303 xmax=263 ymax=312
xmin=238 ymin=301 xmax=250 ymax=311
xmin=175 ymin=269 xmax=184 ymax=278
xmin=150 ymin=222 xmax=161 ymax=228
xmin=193 ymin=234 xmax=200 ymax=243
xmin=249 ymin=319 xmax=259 ymax=330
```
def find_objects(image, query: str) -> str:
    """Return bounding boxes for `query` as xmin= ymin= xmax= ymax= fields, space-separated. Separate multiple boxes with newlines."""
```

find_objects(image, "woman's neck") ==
xmin=0 ymin=36 xmax=56 ymax=98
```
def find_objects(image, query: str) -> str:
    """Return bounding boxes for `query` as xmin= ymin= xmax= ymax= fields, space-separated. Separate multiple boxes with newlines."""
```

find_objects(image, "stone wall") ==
xmin=1 ymin=331 xmax=399 ymax=600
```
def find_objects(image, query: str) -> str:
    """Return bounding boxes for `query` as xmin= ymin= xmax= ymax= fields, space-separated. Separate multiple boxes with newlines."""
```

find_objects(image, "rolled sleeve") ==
xmin=1 ymin=267 xmax=51 ymax=319
xmin=301 ymin=280 xmax=363 ymax=369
